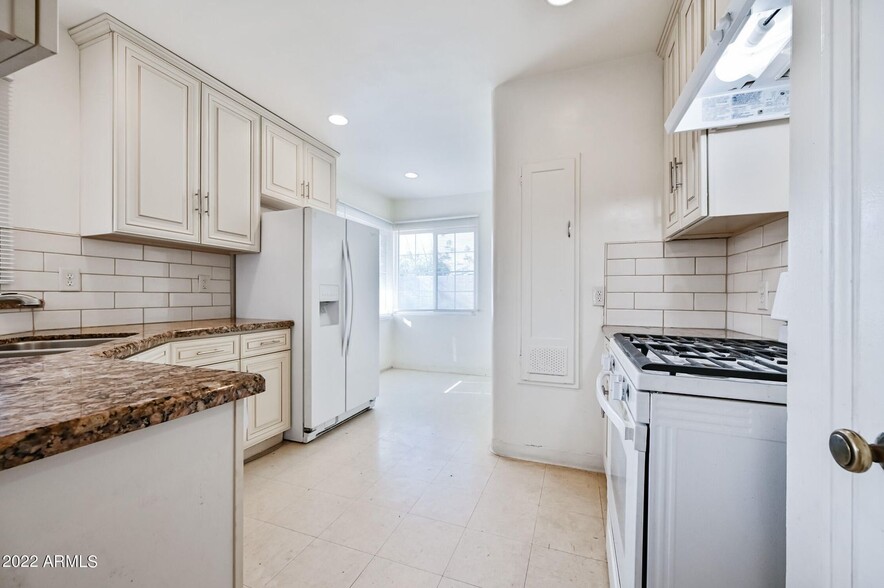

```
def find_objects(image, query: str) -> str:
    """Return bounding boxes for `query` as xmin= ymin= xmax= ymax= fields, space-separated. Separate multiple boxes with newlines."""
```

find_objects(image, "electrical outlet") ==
xmin=757 ymin=281 xmax=770 ymax=311
xmin=59 ymin=268 xmax=80 ymax=291
xmin=592 ymin=286 xmax=605 ymax=307
xmin=198 ymin=275 xmax=211 ymax=292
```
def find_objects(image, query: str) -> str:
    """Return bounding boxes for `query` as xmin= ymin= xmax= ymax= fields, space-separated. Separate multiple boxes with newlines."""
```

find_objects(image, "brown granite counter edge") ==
xmin=0 ymin=372 xmax=265 ymax=471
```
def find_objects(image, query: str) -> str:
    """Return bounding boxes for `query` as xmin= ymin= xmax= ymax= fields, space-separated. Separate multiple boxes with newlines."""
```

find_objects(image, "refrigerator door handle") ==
xmin=341 ymin=241 xmax=348 ymax=355
xmin=344 ymin=238 xmax=355 ymax=356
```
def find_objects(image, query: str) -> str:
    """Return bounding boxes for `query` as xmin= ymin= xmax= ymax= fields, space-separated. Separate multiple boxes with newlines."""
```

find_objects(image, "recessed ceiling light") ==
xmin=328 ymin=114 xmax=349 ymax=126
xmin=404 ymin=172 xmax=419 ymax=179
xmin=547 ymin=0 xmax=574 ymax=5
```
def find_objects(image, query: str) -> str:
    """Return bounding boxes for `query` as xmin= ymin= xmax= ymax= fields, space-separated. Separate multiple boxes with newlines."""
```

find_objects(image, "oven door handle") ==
xmin=596 ymin=371 xmax=635 ymax=441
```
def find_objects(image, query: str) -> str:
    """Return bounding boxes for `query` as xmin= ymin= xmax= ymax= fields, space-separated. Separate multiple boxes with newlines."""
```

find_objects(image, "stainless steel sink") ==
xmin=0 ymin=337 xmax=126 ymax=358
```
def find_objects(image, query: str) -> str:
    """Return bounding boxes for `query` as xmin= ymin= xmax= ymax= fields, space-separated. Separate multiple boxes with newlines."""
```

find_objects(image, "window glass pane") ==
xmin=415 ymin=232 xmax=433 ymax=255
xmin=437 ymin=290 xmax=456 ymax=310
xmin=397 ymin=227 xmax=476 ymax=311
xmin=455 ymin=271 xmax=474 ymax=292
xmin=438 ymin=233 xmax=455 ymax=254
xmin=455 ymin=232 xmax=474 ymax=253
xmin=455 ymin=252 xmax=474 ymax=272
xmin=399 ymin=233 xmax=415 ymax=255
xmin=455 ymin=291 xmax=474 ymax=310
xmin=438 ymin=273 xmax=455 ymax=292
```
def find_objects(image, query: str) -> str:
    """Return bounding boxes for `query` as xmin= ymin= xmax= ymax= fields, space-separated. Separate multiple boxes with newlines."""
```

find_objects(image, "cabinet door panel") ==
xmin=304 ymin=145 xmax=336 ymax=212
xmin=663 ymin=29 xmax=681 ymax=233
xmin=261 ymin=119 xmax=304 ymax=208
xmin=120 ymin=39 xmax=200 ymax=242
xmin=202 ymin=86 xmax=261 ymax=251
xmin=243 ymin=351 xmax=291 ymax=446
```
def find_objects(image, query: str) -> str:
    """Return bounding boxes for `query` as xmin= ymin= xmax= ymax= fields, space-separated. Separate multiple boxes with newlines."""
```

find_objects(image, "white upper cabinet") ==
xmin=304 ymin=144 xmax=337 ymax=213
xmin=201 ymin=86 xmax=261 ymax=251
xmin=261 ymin=118 xmax=305 ymax=209
xmin=72 ymin=15 xmax=339 ymax=250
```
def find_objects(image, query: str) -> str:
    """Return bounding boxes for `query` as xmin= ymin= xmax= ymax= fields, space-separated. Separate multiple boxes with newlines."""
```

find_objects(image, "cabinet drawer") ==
xmin=170 ymin=335 xmax=240 ymax=366
xmin=128 ymin=343 xmax=170 ymax=365
xmin=241 ymin=329 xmax=291 ymax=358
xmin=199 ymin=359 xmax=240 ymax=372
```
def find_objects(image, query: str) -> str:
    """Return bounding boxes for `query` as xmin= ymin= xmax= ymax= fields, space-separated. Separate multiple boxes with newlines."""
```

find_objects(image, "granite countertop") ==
xmin=0 ymin=318 xmax=294 ymax=471
xmin=601 ymin=325 xmax=769 ymax=340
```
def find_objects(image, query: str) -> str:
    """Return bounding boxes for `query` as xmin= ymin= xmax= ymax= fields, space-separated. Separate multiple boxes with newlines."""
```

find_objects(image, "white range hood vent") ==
xmin=665 ymin=0 xmax=791 ymax=133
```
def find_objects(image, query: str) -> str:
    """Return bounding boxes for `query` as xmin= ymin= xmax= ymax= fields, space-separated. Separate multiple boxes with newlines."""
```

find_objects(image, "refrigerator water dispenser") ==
xmin=319 ymin=284 xmax=340 ymax=326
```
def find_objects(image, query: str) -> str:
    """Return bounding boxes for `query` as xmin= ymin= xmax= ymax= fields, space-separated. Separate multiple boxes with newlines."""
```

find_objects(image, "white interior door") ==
xmin=344 ymin=220 xmax=379 ymax=411
xmin=201 ymin=86 xmax=260 ymax=251
xmin=788 ymin=1 xmax=884 ymax=585
xmin=119 ymin=38 xmax=200 ymax=243
xmin=304 ymin=209 xmax=346 ymax=430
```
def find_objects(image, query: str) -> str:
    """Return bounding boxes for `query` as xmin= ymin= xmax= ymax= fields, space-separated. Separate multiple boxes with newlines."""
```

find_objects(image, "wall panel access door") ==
xmin=519 ymin=158 xmax=578 ymax=386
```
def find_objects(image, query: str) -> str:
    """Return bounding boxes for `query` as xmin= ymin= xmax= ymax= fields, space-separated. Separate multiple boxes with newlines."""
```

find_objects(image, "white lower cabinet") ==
xmin=242 ymin=351 xmax=291 ymax=447
xmin=128 ymin=329 xmax=292 ymax=448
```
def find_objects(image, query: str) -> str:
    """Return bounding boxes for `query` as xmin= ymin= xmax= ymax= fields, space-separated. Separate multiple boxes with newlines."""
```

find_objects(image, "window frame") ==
xmin=394 ymin=220 xmax=479 ymax=314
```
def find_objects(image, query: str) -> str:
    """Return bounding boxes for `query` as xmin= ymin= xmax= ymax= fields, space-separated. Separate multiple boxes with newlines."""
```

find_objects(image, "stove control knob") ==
xmin=600 ymin=352 xmax=614 ymax=371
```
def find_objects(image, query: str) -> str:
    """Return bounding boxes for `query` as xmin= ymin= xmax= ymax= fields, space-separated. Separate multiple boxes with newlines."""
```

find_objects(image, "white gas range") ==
xmin=599 ymin=332 xmax=787 ymax=588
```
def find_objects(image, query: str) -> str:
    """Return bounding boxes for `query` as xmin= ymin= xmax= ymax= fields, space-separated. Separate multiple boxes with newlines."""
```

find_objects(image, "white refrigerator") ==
xmin=236 ymin=208 xmax=379 ymax=442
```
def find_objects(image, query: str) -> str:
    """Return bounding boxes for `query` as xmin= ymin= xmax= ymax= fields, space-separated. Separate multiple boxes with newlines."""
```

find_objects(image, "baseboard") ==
xmin=491 ymin=438 xmax=604 ymax=473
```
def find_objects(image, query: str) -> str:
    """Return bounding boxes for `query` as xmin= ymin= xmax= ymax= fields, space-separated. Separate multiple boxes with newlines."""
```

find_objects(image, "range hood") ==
xmin=665 ymin=0 xmax=791 ymax=133
xmin=0 ymin=0 xmax=58 ymax=77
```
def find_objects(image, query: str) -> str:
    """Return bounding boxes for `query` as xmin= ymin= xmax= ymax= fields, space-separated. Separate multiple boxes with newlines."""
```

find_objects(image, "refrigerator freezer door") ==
xmin=304 ymin=209 xmax=347 ymax=430
xmin=344 ymin=220 xmax=380 ymax=411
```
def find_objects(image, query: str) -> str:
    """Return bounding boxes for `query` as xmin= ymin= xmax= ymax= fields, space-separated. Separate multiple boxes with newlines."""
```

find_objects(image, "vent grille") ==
xmin=527 ymin=346 xmax=568 ymax=376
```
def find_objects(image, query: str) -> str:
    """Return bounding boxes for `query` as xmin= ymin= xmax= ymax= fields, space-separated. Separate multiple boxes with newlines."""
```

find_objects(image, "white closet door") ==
xmin=519 ymin=158 xmax=578 ymax=386
xmin=119 ymin=38 xmax=200 ymax=243
xmin=201 ymin=86 xmax=260 ymax=251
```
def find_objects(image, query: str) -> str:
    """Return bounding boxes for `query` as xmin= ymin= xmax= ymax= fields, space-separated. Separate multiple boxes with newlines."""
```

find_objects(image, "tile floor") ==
xmin=244 ymin=369 xmax=609 ymax=588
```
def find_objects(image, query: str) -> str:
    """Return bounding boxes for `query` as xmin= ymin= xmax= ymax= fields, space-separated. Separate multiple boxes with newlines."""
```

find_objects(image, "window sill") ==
xmin=392 ymin=309 xmax=479 ymax=317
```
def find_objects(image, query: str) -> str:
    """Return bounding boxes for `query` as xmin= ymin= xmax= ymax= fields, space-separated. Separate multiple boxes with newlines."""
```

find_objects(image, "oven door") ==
xmin=597 ymin=369 xmax=647 ymax=588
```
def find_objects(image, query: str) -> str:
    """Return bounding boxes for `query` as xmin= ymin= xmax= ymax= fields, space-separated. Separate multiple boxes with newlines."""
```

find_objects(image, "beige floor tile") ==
xmin=243 ymin=517 xmax=312 ymax=588
xmin=319 ymin=502 xmax=404 ymax=554
xmin=525 ymin=545 xmax=609 ymax=588
xmin=450 ymin=440 xmax=500 ymax=468
xmin=244 ymin=447 xmax=303 ymax=480
xmin=244 ymin=476 xmax=308 ymax=522
xmin=467 ymin=493 xmax=539 ymax=543
xmin=378 ymin=514 xmax=465 ymax=575
xmin=434 ymin=460 xmax=495 ymax=491
xmin=439 ymin=579 xmax=479 ymax=588
xmin=312 ymin=464 xmax=382 ymax=499
xmin=272 ymin=455 xmax=340 ymax=489
xmin=361 ymin=475 xmax=429 ymax=513
xmin=265 ymin=489 xmax=354 ymax=537
xmin=445 ymin=529 xmax=532 ymax=588
xmin=410 ymin=483 xmax=483 ymax=526
xmin=540 ymin=468 xmax=602 ymax=518
xmin=265 ymin=539 xmax=371 ymax=588
xmin=385 ymin=454 xmax=449 ymax=482
xmin=533 ymin=507 xmax=606 ymax=561
xmin=351 ymin=557 xmax=442 ymax=588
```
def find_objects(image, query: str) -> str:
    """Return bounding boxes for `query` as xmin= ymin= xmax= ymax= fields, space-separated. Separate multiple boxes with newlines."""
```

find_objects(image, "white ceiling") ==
xmin=60 ymin=0 xmax=670 ymax=199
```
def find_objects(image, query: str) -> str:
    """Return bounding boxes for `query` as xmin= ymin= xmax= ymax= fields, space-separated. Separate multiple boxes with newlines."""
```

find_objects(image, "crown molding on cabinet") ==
xmin=656 ymin=0 xmax=682 ymax=58
xmin=69 ymin=13 xmax=340 ymax=159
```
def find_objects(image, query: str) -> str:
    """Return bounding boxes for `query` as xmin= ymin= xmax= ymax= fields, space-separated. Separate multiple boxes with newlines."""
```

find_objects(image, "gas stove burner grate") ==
xmin=613 ymin=333 xmax=787 ymax=382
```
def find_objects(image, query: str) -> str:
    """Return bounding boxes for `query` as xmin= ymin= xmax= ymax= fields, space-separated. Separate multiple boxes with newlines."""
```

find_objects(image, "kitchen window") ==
xmin=337 ymin=202 xmax=395 ymax=316
xmin=396 ymin=220 xmax=477 ymax=312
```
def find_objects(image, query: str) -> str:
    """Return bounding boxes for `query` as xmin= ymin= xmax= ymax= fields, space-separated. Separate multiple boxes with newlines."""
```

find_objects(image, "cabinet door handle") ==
xmin=204 ymin=192 xmax=210 ymax=215
xmin=193 ymin=192 xmax=201 ymax=212
xmin=674 ymin=159 xmax=683 ymax=189
xmin=567 ymin=221 xmax=572 ymax=238
xmin=668 ymin=160 xmax=675 ymax=193
xmin=306 ymin=181 xmax=311 ymax=198
xmin=300 ymin=181 xmax=306 ymax=198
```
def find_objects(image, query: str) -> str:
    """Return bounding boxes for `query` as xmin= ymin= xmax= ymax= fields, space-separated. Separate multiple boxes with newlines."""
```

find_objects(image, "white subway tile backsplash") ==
xmin=634 ymin=292 xmax=694 ymax=310
xmin=10 ymin=270 xmax=58 ymax=291
xmin=0 ymin=311 xmax=34 ymax=335
xmin=694 ymin=293 xmax=727 ymax=311
xmin=664 ymin=275 xmax=726 ymax=293
xmin=115 ymin=259 xmax=169 ymax=277
xmin=82 ymin=308 xmax=143 ymax=327
xmin=213 ymin=293 xmax=231 ymax=306
xmin=762 ymin=315 xmax=785 ymax=339
xmin=747 ymin=243 xmax=783 ymax=272
xmin=762 ymin=217 xmax=788 ymax=246
xmin=193 ymin=306 xmax=231 ymax=320
xmin=727 ymin=292 xmax=748 ymax=312
xmin=635 ymin=257 xmax=695 ymax=275
xmin=663 ymin=239 xmax=727 ymax=258
xmin=144 ymin=307 xmax=192 ymax=324
xmin=605 ymin=309 xmax=663 ymax=328
xmin=82 ymin=274 xmax=143 ymax=292
xmin=607 ymin=242 xmax=663 ymax=259
xmin=212 ymin=267 xmax=231 ymax=280
xmin=115 ymin=292 xmax=168 ymax=308
xmin=606 ymin=259 xmax=635 ymax=276
xmin=44 ymin=253 xmax=115 ymax=274
xmin=82 ymin=239 xmax=143 ymax=260
xmin=144 ymin=277 xmax=193 ymax=293
xmin=144 ymin=246 xmax=192 ymax=264
xmin=731 ymin=312 xmax=763 ymax=337
xmin=33 ymin=310 xmax=81 ymax=331
xmin=170 ymin=293 xmax=212 ymax=307
xmin=13 ymin=230 xmax=80 ymax=254
xmin=727 ymin=253 xmax=748 ymax=274
xmin=13 ymin=250 xmax=43 ymax=271
xmin=43 ymin=291 xmax=115 ymax=310
xmin=192 ymin=251 xmax=232 ymax=268
xmin=762 ymin=267 xmax=787 ymax=290
xmin=732 ymin=270 xmax=763 ymax=293
xmin=607 ymin=275 xmax=663 ymax=293
xmin=695 ymin=257 xmax=726 ymax=274
xmin=170 ymin=264 xmax=213 ymax=279
xmin=605 ymin=293 xmax=634 ymax=309
xmin=664 ymin=310 xmax=726 ymax=329
xmin=729 ymin=227 xmax=763 ymax=254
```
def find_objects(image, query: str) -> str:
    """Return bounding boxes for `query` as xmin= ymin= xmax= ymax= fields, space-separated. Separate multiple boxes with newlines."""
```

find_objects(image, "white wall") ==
xmin=493 ymin=53 xmax=662 ymax=470
xmin=10 ymin=33 xmax=80 ymax=234
xmin=337 ymin=175 xmax=394 ymax=221
xmin=389 ymin=192 xmax=493 ymax=376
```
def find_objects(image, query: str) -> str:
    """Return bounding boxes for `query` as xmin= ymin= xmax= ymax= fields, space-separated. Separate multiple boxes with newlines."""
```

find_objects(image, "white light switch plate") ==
xmin=59 ymin=268 xmax=80 ymax=291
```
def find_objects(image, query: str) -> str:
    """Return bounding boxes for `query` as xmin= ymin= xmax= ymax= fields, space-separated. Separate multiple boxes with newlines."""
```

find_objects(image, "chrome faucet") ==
xmin=0 ymin=292 xmax=44 ymax=308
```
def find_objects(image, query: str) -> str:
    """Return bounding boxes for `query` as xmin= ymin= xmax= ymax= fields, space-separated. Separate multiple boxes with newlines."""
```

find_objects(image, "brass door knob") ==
xmin=829 ymin=429 xmax=884 ymax=473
